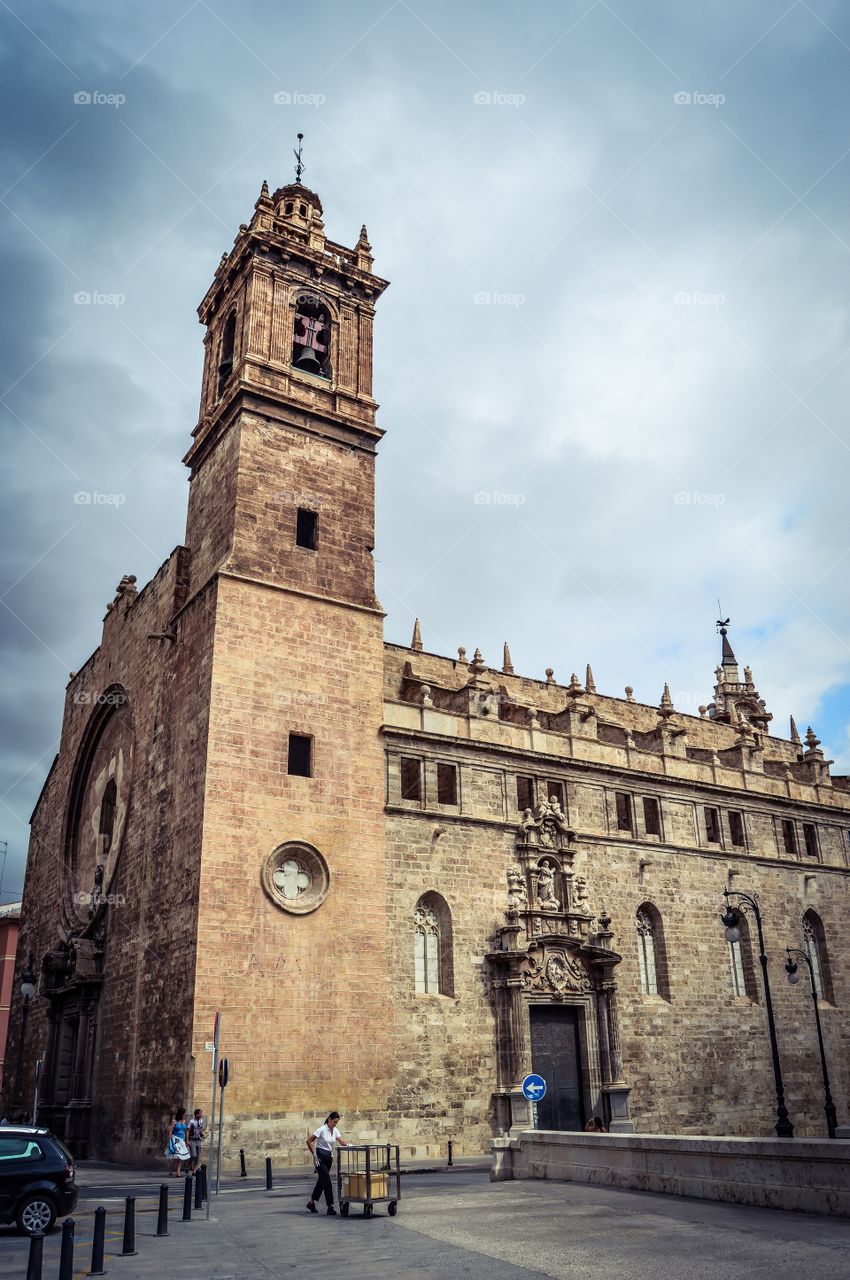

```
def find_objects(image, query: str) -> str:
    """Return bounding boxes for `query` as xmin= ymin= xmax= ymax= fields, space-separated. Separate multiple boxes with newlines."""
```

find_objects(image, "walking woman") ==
xmin=306 ymin=1111 xmax=347 ymax=1215
xmin=166 ymin=1106 xmax=191 ymax=1177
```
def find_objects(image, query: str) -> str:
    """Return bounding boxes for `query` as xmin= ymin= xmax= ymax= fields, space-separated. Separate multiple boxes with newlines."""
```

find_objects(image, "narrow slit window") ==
xmin=217 ymin=310 xmax=237 ymax=397
xmin=781 ymin=820 xmax=798 ymax=857
xmin=516 ymin=776 xmax=535 ymax=812
xmin=643 ymin=797 xmax=661 ymax=837
xmin=437 ymin=762 xmax=458 ymax=806
xmin=287 ymin=733 xmax=312 ymax=777
xmin=615 ymin=792 xmax=633 ymax=833
xmin=802 ymin=823 xmax=819 ymax=859
xmin=704 ymin=807 xmax=721 ymax=844
xmin=401 ymin=757 xmax=422 ymax=802
xmin=296 ymin=509 xmax=318 ymax=550
xmin=729 ymin=811 xmax=745 ymax=848
xmin=729 ymin=940 xmax=746 ymax=997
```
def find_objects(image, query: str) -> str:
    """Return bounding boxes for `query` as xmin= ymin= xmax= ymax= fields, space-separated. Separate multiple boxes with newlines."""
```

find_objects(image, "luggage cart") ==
xmin=336 ymin=1143 xmax=401 ymax=1218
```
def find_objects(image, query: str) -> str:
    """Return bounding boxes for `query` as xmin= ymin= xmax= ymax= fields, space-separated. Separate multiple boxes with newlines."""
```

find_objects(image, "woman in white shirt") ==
xmin=306 ymin=1111 xmax=348 ymax=1215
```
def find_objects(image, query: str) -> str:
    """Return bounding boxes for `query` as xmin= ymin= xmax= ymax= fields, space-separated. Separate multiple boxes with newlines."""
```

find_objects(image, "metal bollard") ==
xmin=194 ymin=1167 xmax=204 ymax=1209
xmin=182 ymin=1172 xmax=193 ymax=1221
xmin=156 ymin=1183 xmax=169 ymax=1237
xmin=386 ymin=1142 xmax=391 ymax=1170
xmin=25 ymin=1231 xmax=44 ymax=1280
xmin=89 ymin=1205 xmax=107 ymax=1275
xmin=201 ymin=1163 xmax=208 ymax=1203
xmin=121 ymin=1196 xmax=137 ymax=1256
xmin=448 ymin=1139 xmax=453 ymax=1167
xmin=59 ymin=1217 xmax=75 ymax=1280
xmin=265 ymin=1155 xmax=273 ymax=1190
xmin=239 ymin=1147 xmax=247 ymax=1178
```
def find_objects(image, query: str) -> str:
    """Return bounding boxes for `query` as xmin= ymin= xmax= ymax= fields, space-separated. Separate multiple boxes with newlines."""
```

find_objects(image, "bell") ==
xmin=293 ymin=345 xmax=323 ymax=375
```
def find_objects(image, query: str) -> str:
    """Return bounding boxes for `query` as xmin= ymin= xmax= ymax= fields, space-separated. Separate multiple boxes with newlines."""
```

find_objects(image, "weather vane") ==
xmin=294 ymin=133 xmax=305 ymax=184
xmin=716 ymin=600 xmax=730 ymax=636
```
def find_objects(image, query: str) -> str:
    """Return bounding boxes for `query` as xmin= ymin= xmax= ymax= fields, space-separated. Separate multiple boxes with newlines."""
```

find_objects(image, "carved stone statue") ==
xmin=535 ymin=860 xmax=560 ymax=912
xmin=517 ymin=798 xmax=574 ymax=852
xmin=506 ymin=865 xmax=528 ymax=914
xmin=573 ymin=875 xmax=590 ymax=913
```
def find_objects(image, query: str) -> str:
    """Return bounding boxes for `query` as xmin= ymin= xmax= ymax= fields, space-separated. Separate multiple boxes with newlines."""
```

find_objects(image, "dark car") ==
xmin=0 ymin=1126 xmax=78 ymax=1235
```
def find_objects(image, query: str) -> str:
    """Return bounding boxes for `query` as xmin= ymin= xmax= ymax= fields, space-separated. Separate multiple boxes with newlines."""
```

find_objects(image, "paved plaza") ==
xmin=1 ymin=1161 xmax=848 ymax=1279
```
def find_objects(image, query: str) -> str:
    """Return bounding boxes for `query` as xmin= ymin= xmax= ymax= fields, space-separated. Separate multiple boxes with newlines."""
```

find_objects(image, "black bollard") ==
xmin=194 ymin=1168 xmax=203 ymax=1210
xmin=448 ymin=1139 xmax=453 ymax=1167
xmin=121 ymin=1196 xmax=137 ymax=1256
xmin=89 ymin=1205 xmax=107 ymax=1275
xmin=58 ymin=1217 xmax=75 ymax=1280
xmin=385 ymin=1142 xmax=391 ymax=1170
xmin=182 ymin=1172 xmax=193 ymax=1221
xmin=25 ymin=1231 xmax=44 ymax=1280
xmin=200 ymin=1163 xmax=208 ymax=1203
xmin=156 ymin=1183 xmax=169 ymax=1237
xmin=239 ymin=1147 xmax=247 ymax=1178
xmin=265 ymin=1155 xmax=273 ymax=1190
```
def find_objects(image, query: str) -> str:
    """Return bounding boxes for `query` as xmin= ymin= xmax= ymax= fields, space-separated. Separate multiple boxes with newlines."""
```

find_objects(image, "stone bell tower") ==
xmin=182 ymin=158 xmax=395 ymax=1142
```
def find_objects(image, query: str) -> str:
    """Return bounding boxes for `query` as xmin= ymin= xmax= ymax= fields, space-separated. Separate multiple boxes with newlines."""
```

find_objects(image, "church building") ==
xmin=6 ymin=172 xmax=850 ymax=1162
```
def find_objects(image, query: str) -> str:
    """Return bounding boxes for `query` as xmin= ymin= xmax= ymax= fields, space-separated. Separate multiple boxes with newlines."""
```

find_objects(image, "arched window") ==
xmin=291 ymin=296 xmax=331 ymax=378
xmin=728 ymin=912 xmax=758 ymax=1001
xmin=98 ymin=778 xmax=117 ymax=860
xmin=414 ymin=892 xmax=453 ymax=996
xmin=636 ymin=904 xmax=669 ymax=998
xmin=803 ymin=910 xmax=833 ymax=1002
xmin=217 ymin=310 xmax=237 ymax=396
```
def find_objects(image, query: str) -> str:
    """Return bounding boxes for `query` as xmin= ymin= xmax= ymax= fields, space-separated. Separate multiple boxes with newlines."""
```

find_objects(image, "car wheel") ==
xmin=17 ymin=1193 xmax=57 ymax=1236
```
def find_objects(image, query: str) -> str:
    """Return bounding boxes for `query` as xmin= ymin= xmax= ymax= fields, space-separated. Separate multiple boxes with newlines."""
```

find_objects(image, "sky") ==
xmin=1 ymin=0 xmax=849 ymax=902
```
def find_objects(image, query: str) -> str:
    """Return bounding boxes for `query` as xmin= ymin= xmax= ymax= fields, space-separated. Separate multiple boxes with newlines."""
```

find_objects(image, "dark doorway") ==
xmin=529 ymin=1005 xmax=584 ymax=1131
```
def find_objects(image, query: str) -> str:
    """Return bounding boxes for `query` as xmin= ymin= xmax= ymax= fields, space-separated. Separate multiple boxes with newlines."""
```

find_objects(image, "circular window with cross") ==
xmin=261 ymin=841 xmax=330 ymax=915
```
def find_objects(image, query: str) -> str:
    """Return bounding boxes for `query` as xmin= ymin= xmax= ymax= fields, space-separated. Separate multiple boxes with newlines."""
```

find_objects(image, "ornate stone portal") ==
xmin=487 ymin=796 xmax=634 ymax=1134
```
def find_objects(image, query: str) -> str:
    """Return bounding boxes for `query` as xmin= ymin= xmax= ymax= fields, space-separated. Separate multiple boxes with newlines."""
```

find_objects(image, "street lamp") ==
xmin=785 ymin=948 xmax=838 ymax=1139
xmin=720 ymin=889 xmax=794 ymax=1138
xmin=11 ymin=956 xmax=37 ymax=1119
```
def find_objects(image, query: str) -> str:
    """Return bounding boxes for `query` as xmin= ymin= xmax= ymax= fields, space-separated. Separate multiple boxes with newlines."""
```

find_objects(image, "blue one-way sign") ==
xmin=521 ymin=1073 xmax=547 ymax=1101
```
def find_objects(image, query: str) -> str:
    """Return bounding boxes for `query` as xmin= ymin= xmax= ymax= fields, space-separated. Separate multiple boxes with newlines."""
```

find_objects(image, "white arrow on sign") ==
xmin=526 ymin=1081 xmax=544 ymax=1097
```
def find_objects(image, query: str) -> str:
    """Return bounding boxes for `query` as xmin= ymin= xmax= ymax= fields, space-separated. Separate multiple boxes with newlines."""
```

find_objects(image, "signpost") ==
xmin=215 ymin=1058 xmax=229 ymax=1194
xmin=205 ymin=1012 xmax=221 ymax=1220
xmin=521 ymin=1073 xmax=546 ymax=1128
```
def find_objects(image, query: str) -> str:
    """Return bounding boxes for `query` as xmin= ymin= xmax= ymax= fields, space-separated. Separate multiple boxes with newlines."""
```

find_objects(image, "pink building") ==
xmin=0 ymin=903 xmax=21 ymax=1094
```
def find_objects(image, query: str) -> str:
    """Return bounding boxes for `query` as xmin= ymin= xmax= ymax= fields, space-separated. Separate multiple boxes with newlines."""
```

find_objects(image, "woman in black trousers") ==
xmin=306 ymin=1111 xmax=347 ymax=1215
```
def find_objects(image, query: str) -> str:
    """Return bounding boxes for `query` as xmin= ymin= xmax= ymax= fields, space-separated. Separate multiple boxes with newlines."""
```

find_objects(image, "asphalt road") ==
xmin=1 ymin=1164 xmax=849 ymax=1279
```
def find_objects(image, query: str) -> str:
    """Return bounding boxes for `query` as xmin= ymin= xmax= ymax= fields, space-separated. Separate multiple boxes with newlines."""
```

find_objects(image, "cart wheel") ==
xmin=388 ymin=1201 xmax=398 ymax=1217
xmin=340 ymin=1202 xmax=349 ymax=1217
xmin=364 ymin=1203 xmax=373 ymax=1218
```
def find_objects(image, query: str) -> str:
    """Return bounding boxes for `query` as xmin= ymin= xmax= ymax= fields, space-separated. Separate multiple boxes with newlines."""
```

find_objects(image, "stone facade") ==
xmin=4 ymin=177 xmax=850 ymax=1164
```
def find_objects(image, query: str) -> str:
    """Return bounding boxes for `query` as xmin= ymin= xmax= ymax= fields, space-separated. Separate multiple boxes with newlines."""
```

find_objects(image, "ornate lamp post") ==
xmin=720 ymin=889 xmax=794 ymax=1138
xmin=785 ymin=948 xmax=838 ymax=1139
xmin=11 ymin=956 xmax=37 ymax=1118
